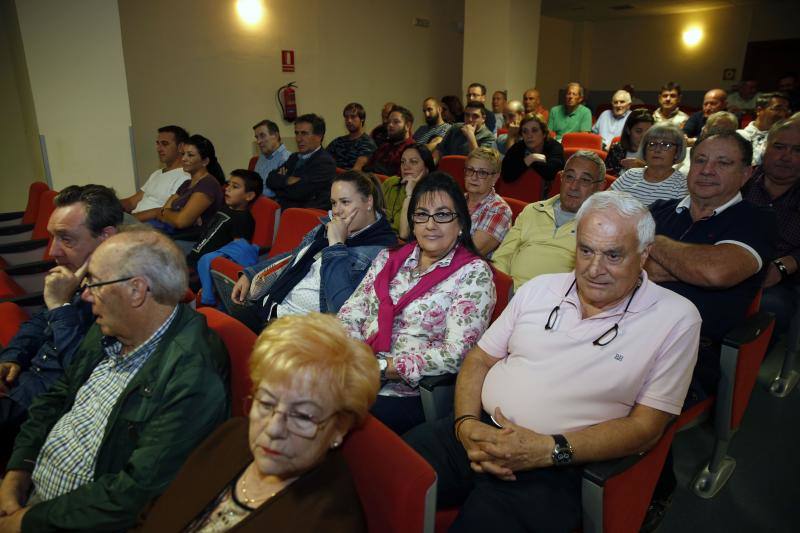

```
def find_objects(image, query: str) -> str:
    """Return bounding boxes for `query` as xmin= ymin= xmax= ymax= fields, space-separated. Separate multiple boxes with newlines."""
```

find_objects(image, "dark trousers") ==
xmin=1 ymin=397 xmax=27 ymax=468
xmin=404 ymin=415 xmax=582 ymax=533
xmin=370 ymin=395 xmax=425 ymax=436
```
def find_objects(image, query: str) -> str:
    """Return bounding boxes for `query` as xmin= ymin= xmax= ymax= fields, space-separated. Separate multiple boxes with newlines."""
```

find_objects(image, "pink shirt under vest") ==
xmin=479 ymin=271 xmax=700 ymax=435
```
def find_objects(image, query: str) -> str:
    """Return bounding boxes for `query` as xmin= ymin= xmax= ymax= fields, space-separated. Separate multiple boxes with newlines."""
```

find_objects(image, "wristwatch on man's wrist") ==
xmin=773 ymin=258 xmax=789 ymax=280
xmin=551 ymin=434 xmax=574 ymax=466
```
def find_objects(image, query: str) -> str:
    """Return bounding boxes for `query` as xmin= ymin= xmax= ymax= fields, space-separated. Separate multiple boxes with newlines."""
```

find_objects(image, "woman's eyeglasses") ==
xmin=464 ymin=166 xmax=496 ymax=180
xmin=646 ymin=140 xmax=675 ymax=151
xmin=412 ymin=211 xmax=459 ymax=224
xmin=545 ymin=278 xmax=642 ymax=346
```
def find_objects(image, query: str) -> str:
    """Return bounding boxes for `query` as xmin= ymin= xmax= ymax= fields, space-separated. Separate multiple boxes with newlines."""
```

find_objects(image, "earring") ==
xmin=458 ymin=230 xmax=463 ymax=236
xmin=331 ymin=441 xmax=341 ymax=449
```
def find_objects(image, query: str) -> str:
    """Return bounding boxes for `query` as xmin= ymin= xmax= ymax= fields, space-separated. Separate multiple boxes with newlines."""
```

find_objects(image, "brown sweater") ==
xmin=133 ymin=417 xmax=366 ymax=532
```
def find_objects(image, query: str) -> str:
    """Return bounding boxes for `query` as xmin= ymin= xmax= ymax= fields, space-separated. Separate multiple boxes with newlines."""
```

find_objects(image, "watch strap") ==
xmin=773 ymin=259 xmax=789 ymax=280
xmin=551 ymin=434 xmax=574 ymax=465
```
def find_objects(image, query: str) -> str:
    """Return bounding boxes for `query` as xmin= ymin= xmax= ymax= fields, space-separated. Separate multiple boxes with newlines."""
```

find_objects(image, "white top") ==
xmin=479 ymin=272 xmax=701 ymax=435
xmin=133 ymin=167 xmax=190 ymax=213
xmin=737 ymin=122 xmax=768 ymax=165
xmin=276 ymin=243 xmax=323 ymax=316
xmin=592 ymin=109 xmax=630 ymax=148
xmin=610 ymin=167 xmax=688 ymax=206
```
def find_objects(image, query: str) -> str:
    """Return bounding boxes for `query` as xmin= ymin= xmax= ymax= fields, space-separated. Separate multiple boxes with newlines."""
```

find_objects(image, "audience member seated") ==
xmin=496 ymin=100 xmax=525 ymax=155
xmin=778 ymin=72 xmax=799 ymax=113
xmin=494 ymin=151 xmax=605 ymax=289
xmin=121 ymin=125 xmax=189 ymax=221
xmin=605 ymin=109 xmax=654 ymax=176
xmin=463 ymin=147 xmax=512 ymax=256
xmin=405 ymin=191 xmax=701 ymax=532
xmin=741 ymin=118 xmax=800 ymax=364
xmin=226 ymin=171 xmax=397 ymax=333
xmin=266 ymin=113 xmax=336 ymax=211
xmin=466 ymin=82 xmax=496 ymax=133
xmin=370 ymin=101 xmax=395 ymax=147
xmin=151 ymin=134 xmax=225 ymax=247
xmin=653 ymin=81 xmax=689 ymax=128
xmin=501 ymin=113 xmax=565 ymax=188
xmin=381 ymin=144 xmax=436 ymax=236
xmin=491 ymin=90 xmax=507 ymax=130
xmin=683 ymin=88 xmax=727 ymax=142
xmin=326 ymin=102 xmax=377 ymax=171
xmin=727 ymin=79 xmax=759 ymax=114
xmin=523 ymin=87 xmax=549 ymax=123
xmin=251 ymin=119 xmax=290 ymax=197
xmin=610 ymin=124 xmax=688 ymax=206
xmin=676 ymin=111 xmax=739 ymax=176
xmin=338 ymin=173 xmax=495 ymax=434
xmin=364 ymin=106 xmax=415 ymax=177
xmin=188 ymin=170 xmax=262 ymax=306
xmin=413 ymin=97 xmax=452 ymax=153
xmin=135 ymin=312 xmax=377 ymax=533
xmin=0 ymin=185 xmax=122 ymax=459
xmin=547 ymin=82 xmax=592 ymax=141
xmin=441 ymin=95 xmax=465 ymax=124
xmin=592 ymin=89 xmax=632 ymax=148
xmin=0 ymin=229 xmax=229 ymax=532
xmin=435 ymin=102 xmax=496 ymax=162
xmin=737 ymin=92 xmax=791 ymax=165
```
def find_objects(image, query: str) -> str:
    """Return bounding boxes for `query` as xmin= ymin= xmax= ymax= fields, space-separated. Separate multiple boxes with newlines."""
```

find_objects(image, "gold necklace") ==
xmin=238 ymin=466 xmax=278 ymax=506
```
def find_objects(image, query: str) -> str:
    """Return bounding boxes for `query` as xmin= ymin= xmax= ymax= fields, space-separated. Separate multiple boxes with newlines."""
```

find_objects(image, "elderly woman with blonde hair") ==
xmin=136 ymin=313 xmax=379 ymax=533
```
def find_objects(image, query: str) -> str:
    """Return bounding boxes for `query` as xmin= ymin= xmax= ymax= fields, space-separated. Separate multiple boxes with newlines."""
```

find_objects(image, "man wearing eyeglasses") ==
xmin=0 ymin=229 xmax=229 ymax=532
xmin=493 ymin=151 xmax=605 ymax=290
xmin=0 ymin=185 xmax=122 ymax=460
xmin=406 ymin=191 xmax=701 ymax=532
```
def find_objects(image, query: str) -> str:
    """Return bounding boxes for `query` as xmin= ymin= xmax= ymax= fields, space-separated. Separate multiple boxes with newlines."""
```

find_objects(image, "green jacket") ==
xmin=9 ymin=304 xmax=230 ymax=532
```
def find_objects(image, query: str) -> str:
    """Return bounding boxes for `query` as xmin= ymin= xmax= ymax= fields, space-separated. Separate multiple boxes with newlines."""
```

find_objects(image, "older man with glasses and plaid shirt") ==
xmin=0 ymin=229 xmax=229 ymax=533
xmin=405 ymin=190 xmax=701 ymax=533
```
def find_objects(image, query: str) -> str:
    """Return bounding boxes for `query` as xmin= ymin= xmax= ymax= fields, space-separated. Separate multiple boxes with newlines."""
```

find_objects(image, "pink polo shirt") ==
xmin=479 ymin=271 xmax=701 ymax=435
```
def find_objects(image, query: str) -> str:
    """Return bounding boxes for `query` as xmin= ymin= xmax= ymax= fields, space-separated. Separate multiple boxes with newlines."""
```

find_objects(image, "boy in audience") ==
xmin=189 ymin=169 xmax=262 ymax=306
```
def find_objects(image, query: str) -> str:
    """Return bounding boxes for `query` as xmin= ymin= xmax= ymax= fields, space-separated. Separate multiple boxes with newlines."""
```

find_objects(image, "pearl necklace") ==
xmin=238 ymin=466 xmax=279 ymax=507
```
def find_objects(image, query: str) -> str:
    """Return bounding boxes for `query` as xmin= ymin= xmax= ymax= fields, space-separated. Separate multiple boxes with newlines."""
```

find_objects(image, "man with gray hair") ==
xmin=406 ymin=190 xmax=701 ymax=531
xmin=493 ymin=150 xmax=606 ymax=289
xmin=548 ymin=82 xmax=592 ymax=141
xmin=496 ymin=99 xmax=525 ymax=155
xmin=0 ymin=228 xmax=229 ymax=532
xmin=592 ymin=89 xmax=632 ymax=148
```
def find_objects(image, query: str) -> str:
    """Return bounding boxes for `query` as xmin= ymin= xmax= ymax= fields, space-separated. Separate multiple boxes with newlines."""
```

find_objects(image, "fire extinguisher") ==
xmin=277 ymin=82 xmax=298 ymax=122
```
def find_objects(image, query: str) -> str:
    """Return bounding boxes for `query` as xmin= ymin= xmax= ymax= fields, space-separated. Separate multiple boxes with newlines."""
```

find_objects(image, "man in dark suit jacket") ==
xmin=267 ymin=113 xmax=336 ymax=211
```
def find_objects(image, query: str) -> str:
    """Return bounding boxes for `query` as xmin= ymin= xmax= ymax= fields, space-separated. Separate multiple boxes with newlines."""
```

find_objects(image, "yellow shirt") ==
xmin=491 ymin=196 xmax=577 ymax=289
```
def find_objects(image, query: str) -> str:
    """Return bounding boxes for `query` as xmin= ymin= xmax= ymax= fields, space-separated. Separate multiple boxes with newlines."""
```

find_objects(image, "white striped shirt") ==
xmin=610 ymin=167 xmax=688 ymax=207
xmin=31 ymin=307 xmax=178 ymax=501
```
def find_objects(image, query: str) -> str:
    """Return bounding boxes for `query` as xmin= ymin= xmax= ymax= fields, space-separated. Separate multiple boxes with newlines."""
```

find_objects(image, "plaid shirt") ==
xmin=468 ymin=190 xmax=513 ymax=248
xmin=31 ymin=307 xmax=179 ymax=501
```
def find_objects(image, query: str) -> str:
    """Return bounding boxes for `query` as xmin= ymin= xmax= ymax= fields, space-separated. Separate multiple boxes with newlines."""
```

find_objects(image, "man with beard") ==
xmin=364 ymin=106 xmax=415 ymax=176
xmin=413 ymin=97 xmax=452 ymax=152
xmin=326 ymin=102 xmax=377 ymax=170
xmin=435 ymin=102 xmax=496 ymax=163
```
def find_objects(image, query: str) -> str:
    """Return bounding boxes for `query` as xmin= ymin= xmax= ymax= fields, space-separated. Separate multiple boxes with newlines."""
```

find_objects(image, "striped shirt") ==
xmin=610 ymin=167 xmax=688 ymax=207
xmin=326 ymin=133 xmax=377 ymax=169
xmin=31 ymin=307 xmax=179 ymax=501
xmin=413 ymin=123 xmax=451 ymax=144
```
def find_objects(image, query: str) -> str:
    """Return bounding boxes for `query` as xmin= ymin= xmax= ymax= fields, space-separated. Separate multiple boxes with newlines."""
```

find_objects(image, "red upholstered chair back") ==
xmin=438 ymin=155 xmax=467 ymax=192
xmin=496 ymin=168 xmax=543 ymax=203
xmin=249 ymin=196 xmax=280 ymax=249
xmin=342 ymin=415 xmax=436 ymax=533
xmin=33 ymin=190 xmax=59 ymax=242
xmin=247 ymin=156 xmax=258 ymax=171
xmin=335 ymin=167 xmax=347 ymax=175
xmin=550 ymin=170 xmax=563 ymax=196
xmin=562 ymin=132 xmax=603 ymax=150
xmin=501 ymin=196 xmax=527 ymax=224
xmin=610 ymin=136 xmax=622 ymax=147
xmin=491 ymin=267 xmax=513 ymax=323
xmin=374 ymin=173 xmax=389 ymax=183
xmin=269 ymin=208 xmax=325 ymax=258
xmin=563 ymin=147 xmax=608 ymax=163
xmin=22 ymin=182 xmax=50 ymax=225
xmin=199 ymin=307 xmax=257 ymax=417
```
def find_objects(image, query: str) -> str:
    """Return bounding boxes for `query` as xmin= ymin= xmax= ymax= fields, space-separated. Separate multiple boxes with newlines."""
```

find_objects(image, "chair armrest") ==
xmin=0 ymin=238 xmax=49 ymax=254
xmin=721 ymin=310 xmax=774 ymax=349
xmin=582 ymin=453 xmax=647 ymax=487
xmin=0 ymin=211 xmax=25 ymax=223
xmin=4 ymin=260 xmax=56 ymax=276
xmin=0 ymin=223 xmax=34 ymax=236
xmin=419 ymin=373 xmax=457 ymax=392
xmin=419 ymin=373 xmax=458 ymax=422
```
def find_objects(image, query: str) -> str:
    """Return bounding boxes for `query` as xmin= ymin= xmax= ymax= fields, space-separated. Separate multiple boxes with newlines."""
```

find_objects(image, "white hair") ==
xmin=612 ymin=90 xmax=632 ymax=103
xmin=575 ymin=191 xmax=655 ymax=252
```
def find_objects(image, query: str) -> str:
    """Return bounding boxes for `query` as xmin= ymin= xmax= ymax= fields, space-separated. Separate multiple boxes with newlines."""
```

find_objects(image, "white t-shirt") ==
xmin=132 ymin=167 xmax=190 ymax=213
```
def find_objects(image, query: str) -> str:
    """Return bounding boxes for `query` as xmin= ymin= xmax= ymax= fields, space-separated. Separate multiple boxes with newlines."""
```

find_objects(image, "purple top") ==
xmin=171 ymin=175 xmax=223 ymax=226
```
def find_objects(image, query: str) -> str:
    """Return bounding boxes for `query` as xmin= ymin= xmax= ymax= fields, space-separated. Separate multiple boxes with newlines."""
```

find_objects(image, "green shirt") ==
xmin=381 ymin=176 xmax=407 ymax=234
xmin=547 ymin=104 xmax=592 ymax=141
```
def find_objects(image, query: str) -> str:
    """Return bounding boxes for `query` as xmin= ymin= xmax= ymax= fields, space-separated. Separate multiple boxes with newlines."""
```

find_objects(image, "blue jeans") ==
xmin=197 ymin=239 xmax=258 ymax=305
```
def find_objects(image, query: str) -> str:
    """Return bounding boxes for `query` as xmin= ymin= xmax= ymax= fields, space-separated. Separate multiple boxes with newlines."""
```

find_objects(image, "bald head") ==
xmin=503 ymin=100 xmax=525 ymax=128
xmin=523 ymin=88 xmax=541 ymax=114
xmin=703 ymin=89 xmax=728 ymax=117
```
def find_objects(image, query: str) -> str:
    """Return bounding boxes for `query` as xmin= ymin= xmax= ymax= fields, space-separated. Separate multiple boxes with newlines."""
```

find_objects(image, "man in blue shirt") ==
xmin=252 ymin=119 xmax=290 ymax=197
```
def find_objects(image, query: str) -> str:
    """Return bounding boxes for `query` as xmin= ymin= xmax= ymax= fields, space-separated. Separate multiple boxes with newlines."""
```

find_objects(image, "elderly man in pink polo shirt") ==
xmin=405 ymin=190 xmax=701 ymax=532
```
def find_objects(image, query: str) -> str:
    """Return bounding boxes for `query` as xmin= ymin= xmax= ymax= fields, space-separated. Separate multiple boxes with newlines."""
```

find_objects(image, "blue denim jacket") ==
xmin=242 ymin=217 xmax=395 ymax=313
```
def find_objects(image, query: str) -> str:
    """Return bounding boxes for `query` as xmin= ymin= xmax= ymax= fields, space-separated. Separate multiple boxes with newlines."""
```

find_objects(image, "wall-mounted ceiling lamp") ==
xmin=682 ymin=26 xmax=703 ymax=47
xmin=236 ymin=0 xmax=264 ymax=26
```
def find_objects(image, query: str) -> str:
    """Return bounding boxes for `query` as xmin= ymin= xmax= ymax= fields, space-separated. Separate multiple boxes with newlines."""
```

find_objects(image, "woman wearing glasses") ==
xmin=463 ymin=147 xmax=512 ymax=256
xmin=610 ymin=124 xmax=688 ymax=206
xmin=501 ymin=113 xmax=565 ymax=194
xmin=339 ymin=172 xmax=496 ymax=434
xmin=135 ymin=313 xmax=378 ymax=532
